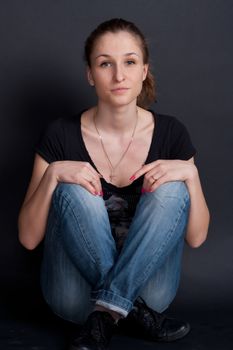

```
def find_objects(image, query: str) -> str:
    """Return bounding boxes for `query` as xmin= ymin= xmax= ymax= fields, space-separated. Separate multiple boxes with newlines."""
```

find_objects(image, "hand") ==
xmin=130 ymin=159 xmax=197 ymax=192
xmin=49 ymin=161 xmax=103 ymax=196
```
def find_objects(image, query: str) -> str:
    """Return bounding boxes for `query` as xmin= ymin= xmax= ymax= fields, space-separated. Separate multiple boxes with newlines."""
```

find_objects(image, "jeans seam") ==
xmin=55 ymin=188 xmax=101 ymax=267
xmin=134 ymin=195 xmax=189 ymax=288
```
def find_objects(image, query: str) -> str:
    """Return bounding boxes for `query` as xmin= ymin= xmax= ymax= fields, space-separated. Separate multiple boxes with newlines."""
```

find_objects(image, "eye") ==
xmin=99 ymin=61 xmax=112 ymax=68
xmin=126 ymin=60 xmax=136 ymax=65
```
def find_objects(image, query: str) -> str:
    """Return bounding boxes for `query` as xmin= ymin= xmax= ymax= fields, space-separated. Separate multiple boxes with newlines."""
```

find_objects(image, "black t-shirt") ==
xmin=35 ymin=110 xmax=196 ymax=251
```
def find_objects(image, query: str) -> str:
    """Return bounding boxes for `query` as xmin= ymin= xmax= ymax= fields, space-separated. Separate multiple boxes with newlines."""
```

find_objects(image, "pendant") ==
xmin=109 ymin=173 xmax=116 ymax=182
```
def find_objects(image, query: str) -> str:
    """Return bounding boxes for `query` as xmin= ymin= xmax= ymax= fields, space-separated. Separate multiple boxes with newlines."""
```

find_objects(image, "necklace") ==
xmin=93 ymin=109 xmax=138 ymax=183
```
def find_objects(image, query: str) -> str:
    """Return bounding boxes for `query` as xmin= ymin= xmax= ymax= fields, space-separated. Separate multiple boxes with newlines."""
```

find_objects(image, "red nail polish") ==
xmin=141 ymin=188 xmax=146 ymax=194
xmin=130 ymin=175 xmax=136 ymax=181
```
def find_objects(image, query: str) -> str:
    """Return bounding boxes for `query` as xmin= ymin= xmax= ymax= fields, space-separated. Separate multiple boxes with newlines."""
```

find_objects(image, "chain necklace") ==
xmin=93 ymin=109 xmax=138 ymax=183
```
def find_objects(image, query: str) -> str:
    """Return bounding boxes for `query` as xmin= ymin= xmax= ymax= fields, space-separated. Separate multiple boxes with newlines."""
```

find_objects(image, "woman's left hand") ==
xmin=130 ymin=159 xmax=198 ymax=192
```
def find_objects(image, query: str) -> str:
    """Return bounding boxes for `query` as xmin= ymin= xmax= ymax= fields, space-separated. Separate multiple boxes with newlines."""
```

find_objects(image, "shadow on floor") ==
xmin=1 ymin=298 xmax=233 ymax=350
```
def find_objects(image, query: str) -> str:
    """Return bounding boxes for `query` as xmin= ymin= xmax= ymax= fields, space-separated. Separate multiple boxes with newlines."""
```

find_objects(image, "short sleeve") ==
xmin=35 ymin=118 xmax=65 ymax=163
xmin=170 ymin=118 xmax=197 ymax=160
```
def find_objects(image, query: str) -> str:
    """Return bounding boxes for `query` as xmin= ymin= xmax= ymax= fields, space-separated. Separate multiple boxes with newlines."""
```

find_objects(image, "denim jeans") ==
xmin=41 ymin=181 xmax=190 ymax=324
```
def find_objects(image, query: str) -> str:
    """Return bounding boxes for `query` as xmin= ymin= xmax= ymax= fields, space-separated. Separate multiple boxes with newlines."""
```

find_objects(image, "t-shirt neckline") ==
xmin=78 ymin=109 xmax=158 ymax=191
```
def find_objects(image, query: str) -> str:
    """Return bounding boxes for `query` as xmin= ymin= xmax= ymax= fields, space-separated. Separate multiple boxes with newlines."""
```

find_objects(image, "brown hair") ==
xmin=84 ymin=18 xmax=157 ymax=108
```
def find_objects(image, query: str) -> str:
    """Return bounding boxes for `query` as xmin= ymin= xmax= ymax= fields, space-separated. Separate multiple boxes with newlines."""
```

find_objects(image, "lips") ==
xmin=111 ymin=87 xmax=129 ymax=93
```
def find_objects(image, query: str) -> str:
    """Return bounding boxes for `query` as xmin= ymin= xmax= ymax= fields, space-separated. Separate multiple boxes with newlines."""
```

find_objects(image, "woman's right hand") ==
xmin=48 ymin=160 xmax=103 ymax=196
xmin=18 ymin=156 xmax=103 ymax=249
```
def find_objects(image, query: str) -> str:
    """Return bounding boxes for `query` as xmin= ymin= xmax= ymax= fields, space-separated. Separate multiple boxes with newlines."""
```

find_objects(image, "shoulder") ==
xmin=35 ymin=110 xmax=85 ymax=162
xmin=149 ymin=110 xmax=183 ymax=128
xmin=148 ymin=110 xmax=196 ymax=159
xmin=149 ymin=110 xmax=188 ymax=137
xmin=43 ymin=110 xmax=85 ymax=136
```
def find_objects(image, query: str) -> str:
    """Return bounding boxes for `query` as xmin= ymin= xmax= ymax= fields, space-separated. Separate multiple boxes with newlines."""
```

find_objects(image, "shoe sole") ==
xmin=155 ymin=322 xmax=191 ymax=342
xmin=118 ymin=322 xmax=191 ymax=343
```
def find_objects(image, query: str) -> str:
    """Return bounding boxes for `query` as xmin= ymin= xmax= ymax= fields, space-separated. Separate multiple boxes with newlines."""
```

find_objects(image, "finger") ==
xmin=80 ymin=179 xmax=103 ymax=196
xmin=148 ymin=175 xmax=169 ymax=192
xmin=130 ymin=160 xmax=162 ymax=181
xmin=141 ymin=180 xmax=154 ymax=193
xmin=144 ymin=172 xmax=161 ymax=185
xmin=71 ymin=164 xmax=102 ymax=195
xmin=89 ymin=177 xmax=103 ymax=195
xmin=129 ymin=164 xmax=153 ymax=181
xmin=141 ymin=171 xmax=163 ymax=192
xmin=81 ymin=170 xmax=103 ymax=194
xmin=144 ymin=167 xmax=164 ymax=180
xmin=85 ymin=162 xmax=103 ymax=178
xmin=84 ymin=175 xmax=102 ymax=195
xmin=141 ymin=177 xmax=153 ymax=193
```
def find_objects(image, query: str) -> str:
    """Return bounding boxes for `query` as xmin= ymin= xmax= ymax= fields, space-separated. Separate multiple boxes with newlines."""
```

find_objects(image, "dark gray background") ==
xmin=0 ymin=0 xmax=232 ymax=320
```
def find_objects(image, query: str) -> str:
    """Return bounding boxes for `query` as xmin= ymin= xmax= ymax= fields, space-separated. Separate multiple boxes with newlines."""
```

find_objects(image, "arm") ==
xmin=183 ymin=158 xmax=210 ymax=248
xmin=18 ymin=154 xmax=103 ymax=250
xmin=18 ymin=154 xmax=58 ymax=250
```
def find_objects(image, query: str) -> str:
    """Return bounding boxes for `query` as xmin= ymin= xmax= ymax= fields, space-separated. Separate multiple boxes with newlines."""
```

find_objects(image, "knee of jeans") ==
xmin=53 ymin=182 xmax=85 ymax=200
xmin=52 ymin=182 xmax=101 ymax=211
xmin=43 ymin=281 xmax=93 ymax=325
xmin=49 ymin=298 xmax=93 ymax=325
xmin=150 ymin=181 xmax=190 ymax=207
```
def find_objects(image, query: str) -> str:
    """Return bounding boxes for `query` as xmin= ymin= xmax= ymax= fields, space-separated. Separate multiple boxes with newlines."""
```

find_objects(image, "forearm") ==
xmin=185 ymin=168 xmax=210 ymax=248
xmin=18 ymin=166 xmax=58 ymax=250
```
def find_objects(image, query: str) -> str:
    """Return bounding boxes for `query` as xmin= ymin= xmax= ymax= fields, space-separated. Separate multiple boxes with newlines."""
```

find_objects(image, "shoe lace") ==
xmin=79 ymin=312 xmax=114 ymax=345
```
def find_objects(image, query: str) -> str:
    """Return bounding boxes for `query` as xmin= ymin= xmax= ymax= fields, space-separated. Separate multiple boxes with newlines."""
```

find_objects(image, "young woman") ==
xmin=18 ymin=18 xmax=210 ymax=350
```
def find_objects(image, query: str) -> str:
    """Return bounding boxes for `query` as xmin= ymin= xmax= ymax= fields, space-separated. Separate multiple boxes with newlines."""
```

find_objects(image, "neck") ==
xmin=94 ymin=103 xmax=139 ymax=134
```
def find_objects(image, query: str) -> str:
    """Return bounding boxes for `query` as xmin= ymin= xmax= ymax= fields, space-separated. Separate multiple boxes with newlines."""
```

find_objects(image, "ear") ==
xmin=142 ymin=63 xmax=149 ymax=81
xmin=86 ymin=66 xmax=95 ymax=86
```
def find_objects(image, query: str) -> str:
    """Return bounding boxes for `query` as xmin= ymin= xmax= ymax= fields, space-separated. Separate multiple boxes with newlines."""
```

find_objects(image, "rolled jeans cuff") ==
xmin=91 ymin=290 xmax=133 ymax=317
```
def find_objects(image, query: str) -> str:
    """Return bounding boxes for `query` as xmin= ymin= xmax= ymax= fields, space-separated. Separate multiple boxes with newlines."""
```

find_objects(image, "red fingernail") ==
xmin=141 ymin=188 xmax=146 ymax=194
xmin=130 ymin=175 xmax=136 ymax=181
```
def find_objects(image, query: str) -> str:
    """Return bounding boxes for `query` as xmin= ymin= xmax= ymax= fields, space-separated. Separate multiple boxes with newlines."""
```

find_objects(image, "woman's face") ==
xmin=87 ymin=31 xmax=148 ymax=108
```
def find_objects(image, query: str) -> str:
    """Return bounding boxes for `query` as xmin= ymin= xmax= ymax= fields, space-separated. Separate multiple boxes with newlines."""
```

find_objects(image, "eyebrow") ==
xmin=94 ymin=52 xmax=140 ymax=60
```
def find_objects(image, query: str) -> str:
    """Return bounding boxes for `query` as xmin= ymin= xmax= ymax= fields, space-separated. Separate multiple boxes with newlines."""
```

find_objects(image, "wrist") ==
xmin=185 ymin=164 xmax=199 ymax=185
xmin=46 ymin=162 xmax=59 ymax=186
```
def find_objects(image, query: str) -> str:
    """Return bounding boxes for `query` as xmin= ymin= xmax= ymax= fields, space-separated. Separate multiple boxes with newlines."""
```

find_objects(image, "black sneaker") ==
xmin=118 ymin=297 xmax=190 ymax=342
xmin=69 ymin=311 xmax=116 ymax=350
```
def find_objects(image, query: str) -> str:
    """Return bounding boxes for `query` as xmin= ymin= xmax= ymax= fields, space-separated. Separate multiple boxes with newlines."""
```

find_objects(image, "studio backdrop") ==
xmin=0 ymin=0 xmax=232 ymax=318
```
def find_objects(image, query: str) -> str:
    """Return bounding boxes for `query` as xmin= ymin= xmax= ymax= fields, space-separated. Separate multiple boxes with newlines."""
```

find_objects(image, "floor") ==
xmin=1 ymin=296 xmax=233 ymax=350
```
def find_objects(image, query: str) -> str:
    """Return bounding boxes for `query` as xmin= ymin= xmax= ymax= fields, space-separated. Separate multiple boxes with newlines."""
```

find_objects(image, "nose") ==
xmin=114 ymin=63 xmax=125 ymax=82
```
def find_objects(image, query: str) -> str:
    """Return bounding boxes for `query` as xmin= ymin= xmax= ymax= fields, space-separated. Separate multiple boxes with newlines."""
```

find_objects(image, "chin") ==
xmin=110 ymin=101 xmax=136 ymax=109
xmin=105 ymin=95 xmax=138 ymax=108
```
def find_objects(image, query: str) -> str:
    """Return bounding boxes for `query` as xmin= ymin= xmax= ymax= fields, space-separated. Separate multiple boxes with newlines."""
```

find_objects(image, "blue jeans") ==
xmin=41 ymin=181 xmax=190 ymax=324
